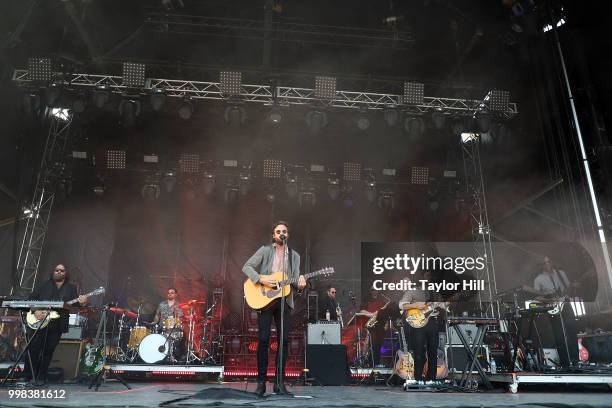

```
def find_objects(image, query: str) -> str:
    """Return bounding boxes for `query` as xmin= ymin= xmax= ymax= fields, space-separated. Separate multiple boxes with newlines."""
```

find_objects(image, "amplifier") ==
xmin=61 ymin=326 xmax=83 ymax=340
xmin=306 ymin=345 xmax=347 ymax=385
xmin=307 ymin=322 xmax=341 ymax=345
xmin=447 ymin=324 xmax=478 ymax=345
xmin=50 ymin=340 xmax=84 ymax=382
xmin=445 ymin=344 xmax=490 ymax=373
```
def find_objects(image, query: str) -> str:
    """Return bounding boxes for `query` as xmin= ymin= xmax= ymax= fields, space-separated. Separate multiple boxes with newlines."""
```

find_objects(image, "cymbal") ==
xmin=179 ymin=299 xmax=205 ymax=309
xmin=127 ymin=296 xmax=156 ymax=314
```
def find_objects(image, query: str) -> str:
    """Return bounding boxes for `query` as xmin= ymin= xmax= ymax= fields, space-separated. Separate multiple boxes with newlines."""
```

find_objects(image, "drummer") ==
xmin=152 ymin=287 xmax=184 ymax=330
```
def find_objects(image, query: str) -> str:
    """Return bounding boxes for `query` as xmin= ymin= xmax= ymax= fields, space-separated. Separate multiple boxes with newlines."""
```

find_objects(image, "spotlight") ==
xmin=452 ymin=120 xmax=466 ymax=136
xmin=142 ymin=183 xmax=160 ymax=200
xmin=239 ymin=170 xmax=251 ymax=196
xmin=378 ymin=190 xmax=395 ymax=212
xmin=72 ymin=93 xmax=87 ymax=113
xmin=150 ymin=89 xmax=166 ymax=112
xmin=93 ymin=185 xmax=105 ymax=196
xmin=202 ymin=172 xmax=215 ymax=195
xmin=476 ymin=112 xmax=491 ymax=133
xmin=285 ymin=173 xmax=298 ymax=198
xmin=356 ymin=111 xmax=370 ymax=131
xmin=162 ymin=171 xmax=177 ymax=193
xmin=122 ymin=62 xmax=146 ymax=88
xmin=305 ymin=109 xmax=327 ymax=134
xmin=327 ymin=175 xmax=340 ymax=201
xmin=265 ymin=192 xmax=276 ymax=203
xmin=224 ymin=105 xmax=246 ymax=126
xmin=45 ymin=84 xmax=61 ymax=106
xmin=383 ymin=107 xmax=399 ymax=127
xmin=178 ymin=98 xmax=193 ymax=120
xmin=22 ymin=93 xmax=41 ymax=114
xmin=298 ymin=187 xmax=316 ymax=209
xmin=431 ymin=110 xmax=446 ymax=130
xmin=225 ymin=185 xmax=239 ymax=206
xmin=93 ymin=85 xmax=110 ymax=109
xmin=119 ymin=99 xmax=141 ymax=126
xmin=364 ymin=175 xmax=376 ymax=203
xmin=267 ymin=105 xmax=282 ymax=124
xmin=404 ymin=116 xmax=425 ymax=140
xmin=51 ymin=108 xmax=70 ymax=122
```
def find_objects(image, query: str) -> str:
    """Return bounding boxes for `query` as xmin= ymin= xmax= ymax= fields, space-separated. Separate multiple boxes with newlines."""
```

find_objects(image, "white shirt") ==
xmin=534 ymin=269 xmax=569 ymax=295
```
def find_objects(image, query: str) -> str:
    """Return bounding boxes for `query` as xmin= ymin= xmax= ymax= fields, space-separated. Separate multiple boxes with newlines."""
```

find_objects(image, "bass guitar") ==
xmin=244 ymin=267 xmax=334 ymax=310
xmin=26 ymin=287 xmax=105 ymax=330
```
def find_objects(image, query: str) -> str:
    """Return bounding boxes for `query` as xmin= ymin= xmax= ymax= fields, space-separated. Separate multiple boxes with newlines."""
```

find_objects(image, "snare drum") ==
xmin=127 ymin=326 xmax=150 ymax=349
xmin=162 ymin=316 xmax=182 ymax=331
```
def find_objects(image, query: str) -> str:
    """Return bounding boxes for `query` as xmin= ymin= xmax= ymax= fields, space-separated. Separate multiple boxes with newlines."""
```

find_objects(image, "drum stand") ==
xmin=89 ymin=307 xmax=130 ymax=391
xmin=113 ymin=314 xmax=129 ymax=362
xmin=184 ymin=305 xmax=201 ymax=364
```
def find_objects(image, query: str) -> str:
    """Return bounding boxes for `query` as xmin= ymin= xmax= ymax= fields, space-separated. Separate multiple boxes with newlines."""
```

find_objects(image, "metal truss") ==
xmin=13 ymin=110 xmax=72 ymax=295
xmin=12 ymin=70 xmax=518 ymax=119
xmin=461 ymin=135 xmax=499 ymax=318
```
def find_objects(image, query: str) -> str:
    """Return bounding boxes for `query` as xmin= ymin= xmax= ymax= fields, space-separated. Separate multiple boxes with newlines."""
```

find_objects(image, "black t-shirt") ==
xmin=30 ymin=279 xmax=79 ymax=333
xmin=319 ymin=295 xmax=339 ymax=321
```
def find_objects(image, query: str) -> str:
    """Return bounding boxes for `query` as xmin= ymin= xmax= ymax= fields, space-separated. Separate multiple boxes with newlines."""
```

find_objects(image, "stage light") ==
xmin=202 ymin=172 xmax=215 ymax=195
xmin=142 ymin=183 xmax=160 ymax=200
xmin=378 ymin=190 xmax=394 ymax=211
xmin=267 ymin=105 xmax=282 ymax=124
xmin=265 ymin=192 xmax=275 ymax=203
xmin=224 ymin=105 xmax=246 ymax=126
xmin=453 ymin=120 xmax=467 ymax=136
xmin=314 ymin=76 xmax=336 ymax=100
xmin=179 ymin=153 xmax=200 ymax=173
xmin=461 ymin=132 xmax=478 ymax=144
xmin=119 ymin=99 xmax=141 ymax=126
xmin=488 ymin=90 xmax=510 ymax=112
xmin=305 ymin=109 xmax=327 ymax=133
xmin=310 ymin=164 xmax=325 ymax=173
xmin=28 ymin=57 xmax=52 ymax=81
xmin=383 ymin=107 xmax=399 ymax=127
xmin=162 ymin=171 xmax=177 ymax=193
xmin=93 ymin=185 xmax=105 ymax=196
xmin=404 ymin=116 xmax=425 ymax=140
xmin=476 ymin=112 xmax=491 ymax=133
xmin=72 ymin=151 xmax=87 ymax=159
xmin=343 ymin=162 xmax=361 ymax=182
xmin=364 ymin=178 xmax=376 ymax=203
xmin=239 ymin=169 xmax=251 ymax=196
xmin=356 ymin=111 xmax=370 ymax=131
xmin=123 ymin=62 xmax=146 ymax=88
xmin=220 ymin=71 xmax=242 ymax=96
xmin=178 ymin=98 xmax=193 ymax=120
xmin=22 ymin=93 xmax=41 ymax=114
xmin=93 ymin=86 xmax=110 ymax=109
xmin=45 ymin=84 xmax=61 ymax=106
xmin=263 ymin=159 xmax=282 ymax=179
xmin=411 ymin=167 xmax=429 ymax=185
xmin=382 ymin=168 xmax=396 ymax=176
xmin=72 ymin=93 xmax=87 ymax=113
xmin=106 ymin=150 xmax=126 ymax=169
xmin=224 ymin=185 xmax=239 ymax=206
xmin=143 ymin=154 xmax=159 ymax=163
xmin=285 ymin=172 xmax=298 ymax=198
xmin=431 ymin=110 xmax=446 ymax=130
xmin=51 ymin=108 xmax=70 ymax=122
xmin=403 ymin=82 xmax=424 ymax=105
xmin=150 ymin=89 xmax=166 ymax=112
xmin=328 ymin=176 xmax=341 ymax=201
xmin=298 ymin=187 xmax=316 ymax=209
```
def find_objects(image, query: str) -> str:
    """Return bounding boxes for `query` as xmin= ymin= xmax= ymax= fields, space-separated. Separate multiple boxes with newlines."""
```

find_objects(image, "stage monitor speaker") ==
xmin=445 ymin=345 xmax=490 ymax=373
xmin=50 ymin=340 xmax=84 ymax=382
xmin=307 ymin=322 xmax=341 ymax=345
xmin=306 ymin=344 xmax=347 ymax=385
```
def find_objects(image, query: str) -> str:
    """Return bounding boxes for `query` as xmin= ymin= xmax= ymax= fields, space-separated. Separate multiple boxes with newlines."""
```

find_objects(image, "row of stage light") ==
xmin=21 ymin=58 xmax=515 ymax=136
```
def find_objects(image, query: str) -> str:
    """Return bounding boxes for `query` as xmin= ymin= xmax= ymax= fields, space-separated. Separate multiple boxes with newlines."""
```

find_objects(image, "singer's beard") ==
xmin=274 ymin=238 xmax=285 ymax=246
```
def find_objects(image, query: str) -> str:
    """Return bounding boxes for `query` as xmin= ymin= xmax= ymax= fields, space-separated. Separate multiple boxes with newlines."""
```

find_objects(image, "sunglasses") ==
xmin=54 ymin=268 xmax=66 ymax=272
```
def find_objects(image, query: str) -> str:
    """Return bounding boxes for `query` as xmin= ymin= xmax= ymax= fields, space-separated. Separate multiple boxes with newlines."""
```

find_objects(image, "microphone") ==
xmin=280 ymin=234 xmax=287 ymax=241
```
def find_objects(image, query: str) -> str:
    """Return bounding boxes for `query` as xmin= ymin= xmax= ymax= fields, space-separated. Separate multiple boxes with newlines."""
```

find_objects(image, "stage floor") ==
xmin=1 ymin=381 xmax=612 ymax=407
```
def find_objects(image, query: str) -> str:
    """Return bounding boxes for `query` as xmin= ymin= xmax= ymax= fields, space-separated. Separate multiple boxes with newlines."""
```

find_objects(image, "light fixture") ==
xmin=305 ymin=109 xmax=327 ymax=133
xmin=403 ymin=82 xmax=424 ymax=105
xmin=45 ymin=84 xmax=61 ymax=106
xmin=298 ymin=185 xmax=316 ymax=209
xmin=72 ymin=93 xmax=87 ymax=113
xmin=285 ymin=172 xmax=298 ymax=198
xmin=343 ymin=162 xmax=361 ymax=182
xmin=314 ymin=76 xmax=336 ymax=100
xmin=118 ymin=99 xmax=141 ymax=126
xmin=431 ymin=110 xmax=446 ymax=130
xmin=179 ymin=153 xmax=200 ymax=173
xmin=123 ymin=62 xmax=146 ymax=88
xmin=162 ymin=171 xmax=177 ymax=193
xmin=224 ymin=105 xmax=246 ymax=126
xmin=263 ymin=159 xmax=282 ymax=179
xmin=383 ymin=106 xmax=399 ymax=127
xmin=328 ymin=176 xmax=341 ymax=201
xmin=106 ymin=150 xmax=126 ymax=169
xmin=364 ymin=175 xmax=376 ymax=203
xmin=356 ymin=111 xmax=370 ymax=131
xmin=202 ymin=172 xmax=215 ymax=195
xmin=150 ymin=89 xmax=166 ymax=112
xmin=51 ymin=108 xmax=70 ymax=122
xmin=476 ymin=112 xmax=491 ymax=133
xmin=404 ymin=116 xmax=425 ymax=140
xmin=411 ymin=167 xmax=429 ymax=185
xmin=28 ymin=57 xmax=52 ymax=82
xmin=93 ymin=85 xmax=111 ymax=109
xmin=224 ymin=184 xmax=239 ymax=206
xmin=267 ymin=105 xmax=282 ymax=124
xmin=378 ymin=190 xmax=395 ymax=212
xmin=142 ymin=182 xmax=160 ymax=200
xmin=220 ymin=71 xmax=242 ymax=96
xmin=178 ymin=98 xmax=193 ymax=120
xmin=239 ymin=167 xmax=251 ymax=196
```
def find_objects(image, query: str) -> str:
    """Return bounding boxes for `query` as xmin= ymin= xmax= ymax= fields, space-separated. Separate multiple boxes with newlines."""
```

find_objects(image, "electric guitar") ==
xmin=26 ymin=287 xmax=105 ymax=330
xmin=244 ymin=267 xmax=334 ymax=310
xmin=404 ymin=302 xmax=448 ymax=329
xmin=394 ymin=324 xmax=414 ymax=380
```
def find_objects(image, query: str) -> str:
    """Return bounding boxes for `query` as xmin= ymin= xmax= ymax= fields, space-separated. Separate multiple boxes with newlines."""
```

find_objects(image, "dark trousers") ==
xmin=412 ymin=319 xmax=439 ymax=381
xmin=550 ymin=305 xmax=578 ymax=367
xmin=257 ymin=300 xmax=291 ymax=382
xmin=23 ymin=322 xmax=62 ymax=381
xmin=369 ymin=326 xmax=385 ymax=366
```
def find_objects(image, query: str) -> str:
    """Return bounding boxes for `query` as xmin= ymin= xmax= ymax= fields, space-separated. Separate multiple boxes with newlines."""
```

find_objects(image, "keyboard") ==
xmin=448 ymin=317 xmax=498 ymax=325
xmin=1 ymin=300 xmax=66 ymax=310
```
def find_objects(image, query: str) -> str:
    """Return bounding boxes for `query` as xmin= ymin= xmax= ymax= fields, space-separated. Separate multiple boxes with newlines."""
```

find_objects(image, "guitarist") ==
xmin=399 ymin=270 xmax=443 ymax=385
xmin=242 ymin=221 xmax=306 ymax=397
xmin=24 ymin=264 xmax=88 ymax=383
xmin=531 ymin=256 xmax=579 ymax=368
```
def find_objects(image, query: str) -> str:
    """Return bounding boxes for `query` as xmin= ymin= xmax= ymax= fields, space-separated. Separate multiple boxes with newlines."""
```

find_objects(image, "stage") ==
xmin=2 ymin=381 xmax=612 ymax=408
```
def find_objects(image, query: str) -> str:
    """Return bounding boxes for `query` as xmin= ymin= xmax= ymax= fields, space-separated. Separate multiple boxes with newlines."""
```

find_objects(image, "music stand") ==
xmin=89 ymin=307 xmax=131 ymax=391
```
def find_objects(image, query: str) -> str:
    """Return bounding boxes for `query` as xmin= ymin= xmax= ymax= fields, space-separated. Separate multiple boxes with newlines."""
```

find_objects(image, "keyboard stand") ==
xmin=448 ymin=321 xmax=493 ymax=390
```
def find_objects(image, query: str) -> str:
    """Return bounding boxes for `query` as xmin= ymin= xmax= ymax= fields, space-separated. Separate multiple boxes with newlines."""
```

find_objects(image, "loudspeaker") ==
xmin=306 ymin=345 xmax=347 ymax=385
xmin=50 ymin=340 xmax=84 ymax=382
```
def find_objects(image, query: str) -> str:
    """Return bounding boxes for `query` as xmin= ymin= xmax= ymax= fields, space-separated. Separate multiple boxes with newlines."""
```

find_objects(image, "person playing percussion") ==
xmin=152 ymin=288 xmax=184 ymax=333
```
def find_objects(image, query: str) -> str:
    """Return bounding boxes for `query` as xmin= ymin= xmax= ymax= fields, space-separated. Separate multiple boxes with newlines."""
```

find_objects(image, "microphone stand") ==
xmin=276 ymin=237 xmax=288 ymax=394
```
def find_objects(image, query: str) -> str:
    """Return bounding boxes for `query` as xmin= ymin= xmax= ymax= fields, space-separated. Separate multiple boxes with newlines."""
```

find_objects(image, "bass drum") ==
xmin=138 ymin=334 xmax=169 ymax=364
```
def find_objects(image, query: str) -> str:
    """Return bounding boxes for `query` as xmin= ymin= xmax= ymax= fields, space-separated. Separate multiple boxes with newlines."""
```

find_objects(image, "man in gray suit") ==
xmin=243 ymin=221 xmax=306 ymax=397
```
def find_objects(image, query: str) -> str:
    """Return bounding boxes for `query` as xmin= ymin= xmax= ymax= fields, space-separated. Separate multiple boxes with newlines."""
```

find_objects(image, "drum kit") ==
xmin=106 ymin=299 xmax=218 ymax=365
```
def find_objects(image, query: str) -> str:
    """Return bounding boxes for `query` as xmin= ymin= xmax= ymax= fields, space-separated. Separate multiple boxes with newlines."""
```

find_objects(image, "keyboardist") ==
xmin=24 ymin=264 xmax=88 ymax=384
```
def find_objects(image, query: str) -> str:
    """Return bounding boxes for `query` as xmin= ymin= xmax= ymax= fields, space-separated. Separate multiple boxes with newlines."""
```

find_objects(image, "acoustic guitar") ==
xmin=244 ymin=267 xmax=334 ymax=310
